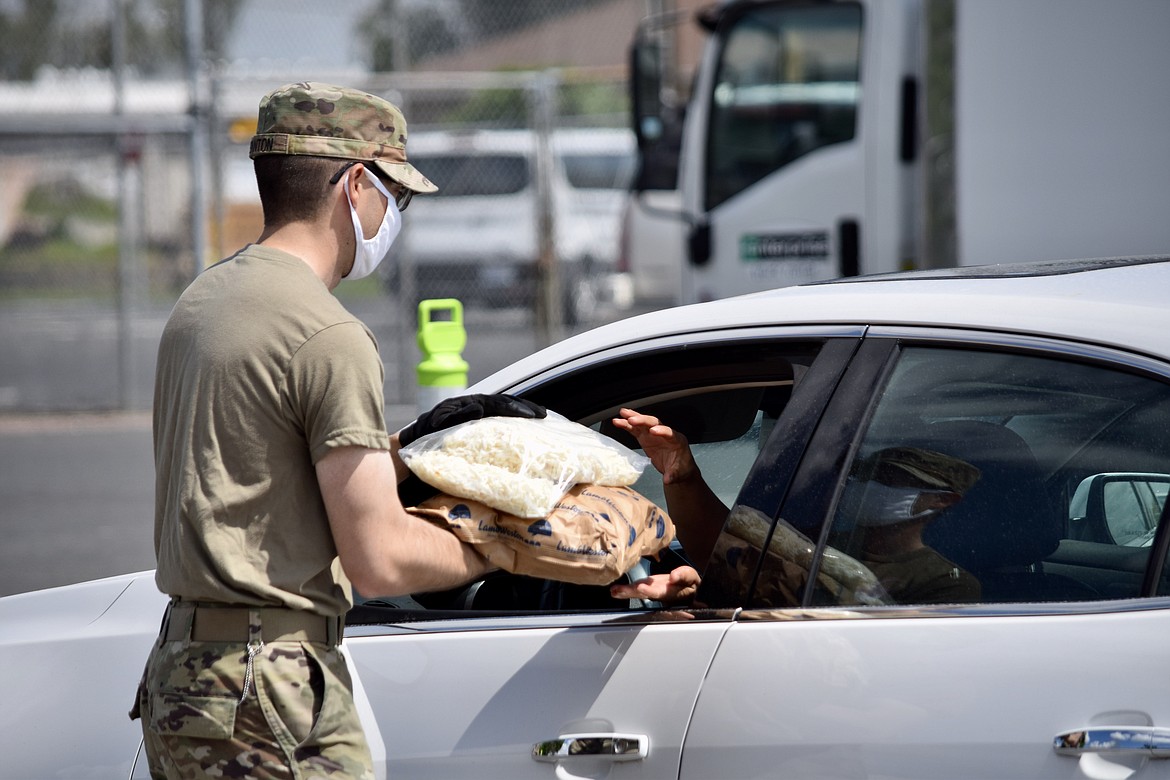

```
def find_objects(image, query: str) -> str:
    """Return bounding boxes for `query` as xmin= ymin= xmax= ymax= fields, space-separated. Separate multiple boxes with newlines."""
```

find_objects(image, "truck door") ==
xmin=679 ymin=1 xmax=903 ymax=303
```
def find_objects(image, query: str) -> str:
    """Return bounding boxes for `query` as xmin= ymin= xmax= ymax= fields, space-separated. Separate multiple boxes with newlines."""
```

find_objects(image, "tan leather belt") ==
xmin=162 ymin=601 xmax=343 ymax=646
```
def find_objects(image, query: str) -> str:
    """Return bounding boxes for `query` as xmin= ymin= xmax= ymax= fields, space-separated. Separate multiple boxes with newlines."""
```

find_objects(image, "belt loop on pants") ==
xmin=161 ymin=601 xmax=343 ymax=647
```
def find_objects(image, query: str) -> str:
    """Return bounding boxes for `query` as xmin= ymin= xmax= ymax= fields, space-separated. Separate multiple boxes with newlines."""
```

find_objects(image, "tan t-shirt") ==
xmin=863 ymin=546 xmax=982 ymax=605
xmin=153 ymin=244 xmax=391 ymax=617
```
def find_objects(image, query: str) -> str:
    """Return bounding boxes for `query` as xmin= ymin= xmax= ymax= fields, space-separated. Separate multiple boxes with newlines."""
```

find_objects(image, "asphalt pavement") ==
xmin=0 ymin=412 xmax=156 ymax=597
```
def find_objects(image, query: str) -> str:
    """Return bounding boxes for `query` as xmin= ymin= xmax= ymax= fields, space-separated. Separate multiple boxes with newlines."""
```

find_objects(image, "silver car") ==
xmin=4 ymin=256 xmax=1170 ymax=778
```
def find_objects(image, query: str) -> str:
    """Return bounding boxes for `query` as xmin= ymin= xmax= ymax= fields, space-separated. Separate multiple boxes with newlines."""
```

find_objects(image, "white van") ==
xmin=390 ymin=127 xmax=635 ymax=324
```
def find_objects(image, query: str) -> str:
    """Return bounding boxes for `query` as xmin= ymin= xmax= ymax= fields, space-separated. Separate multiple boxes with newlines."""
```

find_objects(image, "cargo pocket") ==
xmin=151 ymin=692 xmax=238 ymax=739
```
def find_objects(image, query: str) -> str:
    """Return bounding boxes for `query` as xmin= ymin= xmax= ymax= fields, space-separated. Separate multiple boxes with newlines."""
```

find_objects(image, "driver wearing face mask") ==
xmin=843 ymin=446 xmax=983 ymax=604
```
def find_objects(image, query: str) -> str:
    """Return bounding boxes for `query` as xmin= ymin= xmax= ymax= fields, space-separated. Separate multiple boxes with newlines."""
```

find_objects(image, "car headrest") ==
xmin=911 ymin=421 xmax=1061 ymax=572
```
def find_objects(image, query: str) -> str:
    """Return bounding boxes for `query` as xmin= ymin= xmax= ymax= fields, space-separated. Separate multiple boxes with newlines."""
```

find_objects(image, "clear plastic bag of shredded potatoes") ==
xmin=398 ymin=411 xmax=651 ymax=518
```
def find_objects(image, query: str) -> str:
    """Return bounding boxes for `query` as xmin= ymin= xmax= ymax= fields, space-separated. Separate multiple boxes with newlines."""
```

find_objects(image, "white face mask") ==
xmin=845 ymin=481 xmax=946 ymax=528
xmin=344 ymin=169 xmax=402 ymax=280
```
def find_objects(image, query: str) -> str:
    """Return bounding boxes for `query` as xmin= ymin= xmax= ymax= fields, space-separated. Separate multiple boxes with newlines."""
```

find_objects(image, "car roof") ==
xmin=475 ymin=256 xmax=1170 ymax=390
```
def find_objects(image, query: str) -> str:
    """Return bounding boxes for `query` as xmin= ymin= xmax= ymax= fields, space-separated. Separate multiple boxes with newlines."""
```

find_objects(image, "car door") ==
xmin=341 ymin=327 xmax=862 ymax=779
xmin=681 ymin=330 xmax=1170 ymax=779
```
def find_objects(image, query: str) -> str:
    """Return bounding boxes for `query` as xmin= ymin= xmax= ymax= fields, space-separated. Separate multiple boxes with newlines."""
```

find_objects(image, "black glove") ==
xmin=397 ymin=393 xmax=547 ymax=447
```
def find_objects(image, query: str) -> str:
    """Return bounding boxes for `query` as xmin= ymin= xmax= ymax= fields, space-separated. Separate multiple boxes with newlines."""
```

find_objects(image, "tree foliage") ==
xmin=0 ymin=0 xmax=241 ymax=80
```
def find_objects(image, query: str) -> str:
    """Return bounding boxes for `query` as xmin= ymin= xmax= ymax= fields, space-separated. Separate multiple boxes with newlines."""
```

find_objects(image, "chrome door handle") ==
xmin=1054 ymin=727 xmax=1170 ymax=758
xmin=532 ymin=733 xmax=648 ymax=762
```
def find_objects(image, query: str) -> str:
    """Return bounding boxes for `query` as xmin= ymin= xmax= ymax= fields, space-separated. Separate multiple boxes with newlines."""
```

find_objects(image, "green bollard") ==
xmin=416 ymin=298 xmax=470 ymax=414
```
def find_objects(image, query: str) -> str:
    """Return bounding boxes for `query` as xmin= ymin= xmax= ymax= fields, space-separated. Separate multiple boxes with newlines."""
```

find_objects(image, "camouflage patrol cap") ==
xmin=249 ymin=81 xmax=437 ymax=194
xmin=855 ymin=446 xmax=981 ymax=495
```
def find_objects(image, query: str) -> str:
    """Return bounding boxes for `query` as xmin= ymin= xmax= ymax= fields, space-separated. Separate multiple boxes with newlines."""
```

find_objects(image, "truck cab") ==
xmin=634 ymin=0 xmax=917 ymax=303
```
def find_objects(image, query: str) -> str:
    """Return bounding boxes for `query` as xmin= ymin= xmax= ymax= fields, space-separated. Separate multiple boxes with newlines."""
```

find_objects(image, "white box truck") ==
xmin=628 ymin=0 xmax=1170 ymax=304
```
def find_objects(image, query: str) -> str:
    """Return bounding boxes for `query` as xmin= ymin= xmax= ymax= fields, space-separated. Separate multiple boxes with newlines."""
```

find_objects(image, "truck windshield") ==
xmin=706 ymin=3 xmax=862 ymax=210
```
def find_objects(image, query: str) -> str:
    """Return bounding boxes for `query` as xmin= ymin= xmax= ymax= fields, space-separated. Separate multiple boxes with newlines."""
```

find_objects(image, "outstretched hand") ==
xmin=610 ymin=565 xmax=701 ymax=605
xmin=398 ymin=393 xmax=547 ymax=447
xmin=611 ymin=408 xmax=700 ymax=485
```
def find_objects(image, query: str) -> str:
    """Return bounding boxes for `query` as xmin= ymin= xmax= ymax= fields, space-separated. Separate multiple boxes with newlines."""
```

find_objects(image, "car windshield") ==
xmin=706 ymin=3 xmax=862 ymax=209
xmin=415 ymin=154 xmax=530 ymax=197
xmin=561 ymin=152 xmax=635 ymax=190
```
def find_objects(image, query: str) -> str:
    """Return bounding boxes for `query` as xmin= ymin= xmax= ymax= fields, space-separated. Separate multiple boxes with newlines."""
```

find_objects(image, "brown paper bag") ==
xmin=409 ymin=484 xmax=674 ymax=586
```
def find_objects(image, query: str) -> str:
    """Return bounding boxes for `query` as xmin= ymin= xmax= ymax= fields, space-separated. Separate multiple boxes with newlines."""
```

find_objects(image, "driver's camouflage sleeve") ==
xmin=132 ymin=637 xmax=374 ymax=780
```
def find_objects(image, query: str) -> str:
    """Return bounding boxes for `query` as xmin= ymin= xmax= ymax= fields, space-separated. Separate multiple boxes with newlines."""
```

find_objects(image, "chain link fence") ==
xmin=1 ymin=0 xmax=676 ymax=414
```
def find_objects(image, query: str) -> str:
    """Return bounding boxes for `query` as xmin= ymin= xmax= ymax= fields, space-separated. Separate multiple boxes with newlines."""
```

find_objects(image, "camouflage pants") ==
xmin=133 ymin=634 xmax=374 ymax=780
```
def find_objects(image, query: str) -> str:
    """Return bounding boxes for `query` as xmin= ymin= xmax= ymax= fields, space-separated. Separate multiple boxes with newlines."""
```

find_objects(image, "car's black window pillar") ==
xmin=696 ymin=337 xmax=877 ymax=609
xmin=759 ymin=338 xmax=897 ymax=608
xmin=737 ymin=339 xmax=867 ymax=517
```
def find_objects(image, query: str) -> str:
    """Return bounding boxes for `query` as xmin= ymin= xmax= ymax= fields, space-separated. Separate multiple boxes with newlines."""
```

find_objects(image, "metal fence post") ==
xmin=530 ymin=70 xmax=563 ymax=346
xmin=113 ymin=0 xmax=138 ymax=410
xmin=184 ymin=0 xmax=208 ymax=280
